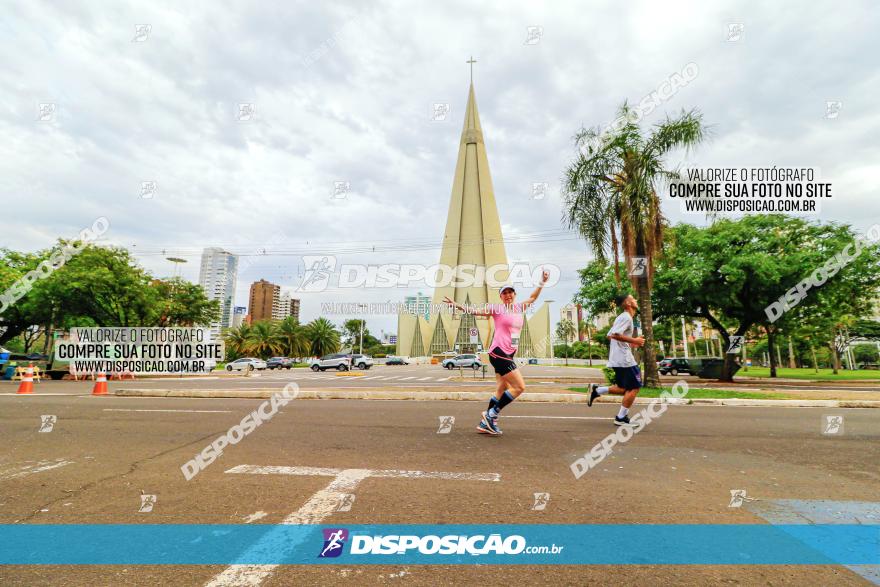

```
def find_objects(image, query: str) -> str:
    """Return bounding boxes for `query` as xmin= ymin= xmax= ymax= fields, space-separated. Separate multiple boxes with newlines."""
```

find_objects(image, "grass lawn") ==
xmin=737 ymin=367 xmax=880 ymax=381
xmin=569 ymin=386 xmax=790 ymax=400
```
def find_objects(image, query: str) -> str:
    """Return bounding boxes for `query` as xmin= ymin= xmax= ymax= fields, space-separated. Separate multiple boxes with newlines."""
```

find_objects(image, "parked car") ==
xmin=385 ymin=356 xmax=409 ymax=365
xmin=441 ymin=354 xmax=482 ymax=370
xmin=309 ymin=353 xmax=373 ymax=371
xmin=658 ymin=358 xmax=701 ymax=376
xmin=266 ymin=356 xmax=294 ymax=370
xmin=350 ymin=354 xmax=374 ymax=370
xmin=226 ymin=357 xmax=267 ymax=372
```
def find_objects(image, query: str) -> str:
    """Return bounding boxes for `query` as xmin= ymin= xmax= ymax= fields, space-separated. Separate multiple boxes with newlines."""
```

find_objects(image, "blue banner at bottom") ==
xmin=0 ymin=524 xmax=877 ymax=565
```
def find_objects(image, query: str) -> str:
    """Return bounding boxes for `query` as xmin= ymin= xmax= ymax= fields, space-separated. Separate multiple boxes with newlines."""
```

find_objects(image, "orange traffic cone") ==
xmin=92 ymin=371 xmax=109 ymax=395
xmin=16 ymin=365 xmax=35 ymax=394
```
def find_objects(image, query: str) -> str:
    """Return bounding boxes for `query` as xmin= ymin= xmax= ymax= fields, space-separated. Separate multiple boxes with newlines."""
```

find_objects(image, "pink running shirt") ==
xmin=488 ymin=303 xmax=524 ymax=355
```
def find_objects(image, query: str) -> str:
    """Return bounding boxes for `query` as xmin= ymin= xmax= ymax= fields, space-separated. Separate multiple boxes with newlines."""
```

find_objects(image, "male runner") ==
xmin=587 ymin=294 xmax=645 ymax=425
xmin=443 ymin=270 xmax=548 ymax=436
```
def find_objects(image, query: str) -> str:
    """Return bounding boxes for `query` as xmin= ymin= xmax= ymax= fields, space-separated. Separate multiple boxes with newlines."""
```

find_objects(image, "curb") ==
xmin=113 ymin=388 xmax=880 ymax=408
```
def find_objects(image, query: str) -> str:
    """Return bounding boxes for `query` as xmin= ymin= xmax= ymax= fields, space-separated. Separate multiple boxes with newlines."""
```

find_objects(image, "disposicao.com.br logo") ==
xmin=320 ymin=529 xmax=563 ymax=557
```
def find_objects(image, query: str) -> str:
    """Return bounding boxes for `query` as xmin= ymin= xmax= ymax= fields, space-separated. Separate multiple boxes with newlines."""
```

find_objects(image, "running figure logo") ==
xmin=531 ymin=492 xmax=550 ymax=511
xmin=336 ymin=494 xmax=356 ymax=512
xmin=728 ymin=489 xmax=749 ymax=508
xmin=822 ymin=415 xmax=844 ymax=435
xmin=629 ymin=257 xmax=647 ymax=277
xmin=139 ymin=494 xmax=157 ymax=513
xmin=318 ymin=528 xmax=349 ymax=558
xmin=297 ymin=256 xmax=336 ymax=292
xmin=39 ymin=415 xmax=57 ymax=433
xmin=727 ymin=336 xmax=744 ymax=354
xmin=437 ymin=416 xmax=455 ymax=434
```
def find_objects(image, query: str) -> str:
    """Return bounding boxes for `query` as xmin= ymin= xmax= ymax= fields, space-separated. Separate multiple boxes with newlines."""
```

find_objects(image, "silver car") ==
xmin=225 ymin=357 xmax=267 ymax=372
xmin=441 ymin=354 xmax=482 ymax=370
xmin=310 ymin=353 xmax=375 ymax=371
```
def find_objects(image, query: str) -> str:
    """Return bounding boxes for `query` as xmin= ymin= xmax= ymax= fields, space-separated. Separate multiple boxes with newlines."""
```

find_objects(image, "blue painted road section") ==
xmin=748 ymin=499 xmax=880 ymax=585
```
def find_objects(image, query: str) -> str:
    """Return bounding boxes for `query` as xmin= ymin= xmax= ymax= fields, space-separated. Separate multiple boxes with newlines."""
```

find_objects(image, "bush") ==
xmin=602 ymin=366 xmax=616 ymax=385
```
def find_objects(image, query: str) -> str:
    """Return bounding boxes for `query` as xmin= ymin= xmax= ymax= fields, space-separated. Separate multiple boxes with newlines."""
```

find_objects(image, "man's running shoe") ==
xmin=614 ymin=415 xmax=631 ymax=426
xmin=478 ymin=411 xmax=502 ymax=435
xmin=588 ymin=384 xmax=600 ymax=407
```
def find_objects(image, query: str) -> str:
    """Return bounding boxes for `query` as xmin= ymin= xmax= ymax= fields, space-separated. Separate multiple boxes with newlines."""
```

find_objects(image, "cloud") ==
xmin=1 ymin=0 xmax=877 ymax=334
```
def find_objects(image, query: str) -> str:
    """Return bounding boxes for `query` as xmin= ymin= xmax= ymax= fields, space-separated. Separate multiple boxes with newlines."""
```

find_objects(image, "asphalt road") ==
xmin=4 ymin=363 xmax=879 ymax=397
xmin=1 ymin=390 xmax=878 ymax=585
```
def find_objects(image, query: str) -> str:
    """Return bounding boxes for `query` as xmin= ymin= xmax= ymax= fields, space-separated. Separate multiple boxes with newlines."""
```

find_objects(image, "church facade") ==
xmin=396 ymin=82 xmax=551 ymax=358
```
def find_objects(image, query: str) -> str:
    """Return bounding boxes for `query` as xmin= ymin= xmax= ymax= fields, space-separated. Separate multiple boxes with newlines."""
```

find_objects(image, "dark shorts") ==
xmin=613 ymin=365 xmax=643 ymax=390
xmin=489 ymin=347 xmax=518 ymax=376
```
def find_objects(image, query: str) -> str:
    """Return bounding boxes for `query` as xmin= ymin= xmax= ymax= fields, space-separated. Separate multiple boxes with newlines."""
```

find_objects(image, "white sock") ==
xmin=596 ymin=386 xmax=610 ymax=395
xmin=617 ymin=406 xmax=629 ymax=419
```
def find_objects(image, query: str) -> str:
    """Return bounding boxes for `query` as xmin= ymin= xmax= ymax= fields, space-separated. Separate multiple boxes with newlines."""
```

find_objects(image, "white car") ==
xmin=226 ymin=357 xmax=267 ymax=372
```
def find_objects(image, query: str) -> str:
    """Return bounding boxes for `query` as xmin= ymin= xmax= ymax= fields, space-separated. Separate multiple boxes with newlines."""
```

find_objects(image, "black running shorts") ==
xmin=488 ymin=347 xmax=518 ymax=376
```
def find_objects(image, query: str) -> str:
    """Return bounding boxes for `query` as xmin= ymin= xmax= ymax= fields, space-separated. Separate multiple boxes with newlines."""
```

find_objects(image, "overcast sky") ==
xmin=3 ymin=0 xmax=879 ymax=336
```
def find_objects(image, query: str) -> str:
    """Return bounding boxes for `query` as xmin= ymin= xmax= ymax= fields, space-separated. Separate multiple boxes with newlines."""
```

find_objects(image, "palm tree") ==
xmin=563 ymin=103 xmax=707 ymax=387
xmin=305 ymin=317 xmax=340 ymax=357
xmin=276 ymin=316 xmax=310 ymax=361
xmin=246 ymin=320 xmax=283 ymax=359
xmin=223 ymin=323 xmax=252 ymax=360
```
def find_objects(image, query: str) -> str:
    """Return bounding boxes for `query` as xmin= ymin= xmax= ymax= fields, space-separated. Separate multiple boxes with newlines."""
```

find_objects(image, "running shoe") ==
xmin=479 ymin=411 xmax=502 ymax=435
xmin=614 ymin=415 xmax=631 ymax=426
xmin=588 ymin=384 xmax=600 ymax=407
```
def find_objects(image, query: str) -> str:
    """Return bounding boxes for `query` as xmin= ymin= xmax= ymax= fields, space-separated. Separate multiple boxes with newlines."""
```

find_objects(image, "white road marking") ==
xmin=504 ymin=415 xmax=608 ymax=420
xmin=139 ymin=377 xmax=221 ymax=381
xmin=103 ymin=409 xmax=233 ymax=413
xmin=243 ymin=511 xmax=267 ymax=523
xmin=399 ymin=377 xmax=417 ymax=381
xmin=417 ymin=377 xmax=433 ymax=381
xmin=0 ymin=459 xmax=73 ymax=480
xmin=207 ymin=464 xmax=499 ymax=585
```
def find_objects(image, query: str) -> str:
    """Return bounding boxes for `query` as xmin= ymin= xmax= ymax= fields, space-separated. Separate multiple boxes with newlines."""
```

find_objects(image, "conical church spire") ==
xmin=433 ymin=80 xmax=508 ymax=309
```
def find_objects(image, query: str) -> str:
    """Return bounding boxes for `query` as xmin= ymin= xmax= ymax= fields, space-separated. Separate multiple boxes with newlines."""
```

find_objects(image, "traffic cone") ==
xmin=16 ymin=365 xmax=35 ymax=394
xmin=92 ymin=371 xmax=109 ymax=395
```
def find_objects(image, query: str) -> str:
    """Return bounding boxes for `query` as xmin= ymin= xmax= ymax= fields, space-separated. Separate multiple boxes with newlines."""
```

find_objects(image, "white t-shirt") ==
xmin=607 ymin=311 xmax=637 ymax=368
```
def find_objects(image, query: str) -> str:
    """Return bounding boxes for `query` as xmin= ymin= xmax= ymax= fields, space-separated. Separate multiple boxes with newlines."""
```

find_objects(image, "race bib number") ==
xmin=511 ymin=328 xmax=521 ymax=347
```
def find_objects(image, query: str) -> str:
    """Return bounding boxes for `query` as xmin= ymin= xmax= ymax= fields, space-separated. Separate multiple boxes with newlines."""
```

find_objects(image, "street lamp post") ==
xmin=545 ymin=299 xmax=555 ymax=366
xmin=357 ymin=303 xmax=367 ymax=355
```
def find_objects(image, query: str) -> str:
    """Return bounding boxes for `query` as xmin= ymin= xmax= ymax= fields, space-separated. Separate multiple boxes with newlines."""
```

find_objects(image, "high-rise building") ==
xmin=232 ymin=306 xmax=247 ymax=328
xmin=277 ymin=292 xmax=301 ymax=322
xmin=249 ymin=280 xmax=301 ymax=322
xmin=249 ymin=279 xmax=279 ymax=322
xmin=198 ymin=247 xmax=238 ymax=340
xmin=560 ymin=303 xmax=578 ymax=344
xmin=403 ymin=292 xmax=431 ymax=320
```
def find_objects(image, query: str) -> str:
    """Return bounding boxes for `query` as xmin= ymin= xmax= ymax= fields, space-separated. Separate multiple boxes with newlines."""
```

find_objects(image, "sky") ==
xmin=2 ymin=0 xmax=879 ymax=337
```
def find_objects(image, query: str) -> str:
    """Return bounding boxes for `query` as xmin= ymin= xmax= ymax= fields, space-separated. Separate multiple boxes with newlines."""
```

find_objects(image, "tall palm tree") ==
xmin=563 ymin=103 xmax=707 ymax=387
xmin=305 ymin=317 xmax=340 ymax=357
xmin=246 ymin=320 xmax=283 ymax=359
xmin=222 ymin=323 xmax=252 ymax=360
xmin=276 ymin=316 xmax=310 ymax=360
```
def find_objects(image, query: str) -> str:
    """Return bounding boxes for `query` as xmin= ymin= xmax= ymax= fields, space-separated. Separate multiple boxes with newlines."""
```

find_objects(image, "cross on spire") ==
xmin=467 ymin=56 xmax=477 ymax=83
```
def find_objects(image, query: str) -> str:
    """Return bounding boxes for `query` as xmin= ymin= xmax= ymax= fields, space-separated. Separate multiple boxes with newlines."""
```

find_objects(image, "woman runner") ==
xmin=443 ymin=269 xmax=549 ymax=436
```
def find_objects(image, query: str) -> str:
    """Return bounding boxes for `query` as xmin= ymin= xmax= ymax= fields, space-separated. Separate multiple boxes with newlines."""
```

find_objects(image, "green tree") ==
xmin=652 ymin=216 xmax=880 ymax=379
xmin=305 ymin=317 xmax=340 ymax=357
xmin=148 ymin=278 xmax=220 ymax=327
xmin=563 ymin=103 xmax=707 ymax=386
xmin=556 ymin=318 xmax=576 ymax=345
xmin=223 ymin=323 xmax=252 ymax=361
xmin=276 ymin=316 xmax=310 ymax=359
xmin=246 ymin=320 xmax=283 ymax=359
